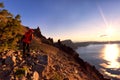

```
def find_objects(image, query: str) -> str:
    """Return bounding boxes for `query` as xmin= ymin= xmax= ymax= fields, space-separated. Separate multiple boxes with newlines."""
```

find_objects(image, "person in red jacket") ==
xmin=22 ymin=29 xmax=34 ymax=55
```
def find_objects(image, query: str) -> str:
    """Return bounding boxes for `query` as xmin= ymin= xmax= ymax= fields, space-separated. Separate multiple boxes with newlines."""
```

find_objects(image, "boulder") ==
xmin=37 ymin=55 xmax=48 ymax=65
xmin=5 ymin=56 xmax=14 ymax=66
xmin=33 ymin=71 xmax=39 ymax=80
xmin=32 ymin=65 xmax=45 ymax=74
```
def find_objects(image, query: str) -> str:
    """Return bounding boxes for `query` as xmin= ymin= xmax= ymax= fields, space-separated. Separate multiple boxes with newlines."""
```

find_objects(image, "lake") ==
xmin=76 ymin=44 xmax=120 ymax=80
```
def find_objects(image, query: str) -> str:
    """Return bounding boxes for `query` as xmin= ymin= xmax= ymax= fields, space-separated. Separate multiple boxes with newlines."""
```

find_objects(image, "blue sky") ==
xmin=1 ymin=0 xmax=120 ymax=42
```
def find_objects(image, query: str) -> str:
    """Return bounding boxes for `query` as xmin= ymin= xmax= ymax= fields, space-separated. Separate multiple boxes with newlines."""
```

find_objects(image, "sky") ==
xmin=1 ymin=0 xmax=120 ymax=42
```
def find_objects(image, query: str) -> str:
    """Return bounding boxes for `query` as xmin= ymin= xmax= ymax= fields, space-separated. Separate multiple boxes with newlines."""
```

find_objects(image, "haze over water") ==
xmin=76 ymin=44 xmax=120 ymax=80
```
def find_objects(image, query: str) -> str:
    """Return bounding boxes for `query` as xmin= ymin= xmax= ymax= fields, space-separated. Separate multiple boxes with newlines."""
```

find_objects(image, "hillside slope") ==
xmin=0 ymin=27 xmax=110 ymax=80
xmin=0 ymin=42 xmax=110 ymax=80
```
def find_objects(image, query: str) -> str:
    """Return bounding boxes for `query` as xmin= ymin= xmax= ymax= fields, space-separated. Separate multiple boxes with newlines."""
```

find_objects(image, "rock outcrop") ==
xmin=60 ymin=39 xmax=77 ymax=49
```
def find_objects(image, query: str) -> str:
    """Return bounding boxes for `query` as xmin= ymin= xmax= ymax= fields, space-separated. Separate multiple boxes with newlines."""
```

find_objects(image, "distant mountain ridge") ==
xmin=61 ymin=39 xmax=120 ymax=50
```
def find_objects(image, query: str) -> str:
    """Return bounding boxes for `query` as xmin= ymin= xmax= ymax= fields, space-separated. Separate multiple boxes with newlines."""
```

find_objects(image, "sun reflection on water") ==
xmin=103 ymin=44 xmax=120 ymax=68
xmin=100 ymin=44 xmax=120 ymax=79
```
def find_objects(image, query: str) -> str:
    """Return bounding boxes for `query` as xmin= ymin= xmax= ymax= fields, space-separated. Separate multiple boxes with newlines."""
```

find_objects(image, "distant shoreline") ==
xmin=75 ymin=41 xmax=120 ymax=48
xmin=61 ymin=40 xmax=120 ymax=50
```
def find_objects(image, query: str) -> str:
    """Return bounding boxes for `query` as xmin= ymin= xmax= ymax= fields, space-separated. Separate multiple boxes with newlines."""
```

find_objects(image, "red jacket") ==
xmin=22 ymin=31 xmax=33 ymax=43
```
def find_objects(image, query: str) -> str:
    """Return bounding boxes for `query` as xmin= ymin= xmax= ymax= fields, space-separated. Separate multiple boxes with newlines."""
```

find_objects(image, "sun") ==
xmin=106 ymin=27 xmax=114 ymax=36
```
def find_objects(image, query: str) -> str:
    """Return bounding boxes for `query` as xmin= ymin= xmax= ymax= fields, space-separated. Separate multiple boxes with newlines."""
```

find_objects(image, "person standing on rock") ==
xmin=22 ymin=29 xmax=34 ymax=55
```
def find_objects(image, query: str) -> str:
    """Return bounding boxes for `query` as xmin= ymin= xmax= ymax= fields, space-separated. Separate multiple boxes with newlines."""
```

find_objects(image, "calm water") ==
xmin=76 ymin=44 xmax=120 ymax=80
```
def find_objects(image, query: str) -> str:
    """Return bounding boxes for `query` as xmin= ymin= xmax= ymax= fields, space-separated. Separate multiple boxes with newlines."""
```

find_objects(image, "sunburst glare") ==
xmin=106 ymin=27 xmax=115 ymax=36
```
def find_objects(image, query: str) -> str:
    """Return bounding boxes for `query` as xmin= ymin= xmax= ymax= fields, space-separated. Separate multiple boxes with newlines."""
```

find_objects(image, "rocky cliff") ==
xmin=0 ymin=27 xmax=110 ymax=80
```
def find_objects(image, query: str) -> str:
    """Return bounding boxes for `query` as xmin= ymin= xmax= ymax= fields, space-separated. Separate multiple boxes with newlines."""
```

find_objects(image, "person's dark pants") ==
xmin=23 ymin=42 xmax=30 ymax=54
